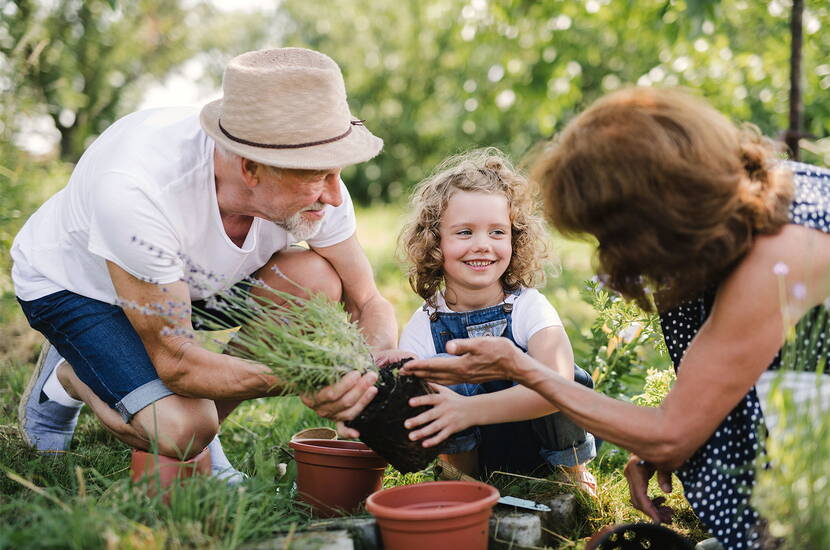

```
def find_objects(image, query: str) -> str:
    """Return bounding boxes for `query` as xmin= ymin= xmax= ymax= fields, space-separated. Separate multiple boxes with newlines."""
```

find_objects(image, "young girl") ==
xmin=398 ymin=148 xmax=597 ymax=493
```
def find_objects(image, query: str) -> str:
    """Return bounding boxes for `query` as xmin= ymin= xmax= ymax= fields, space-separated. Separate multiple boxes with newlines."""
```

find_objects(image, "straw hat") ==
xmin=200 ymin=48 xmax=383 ymax=170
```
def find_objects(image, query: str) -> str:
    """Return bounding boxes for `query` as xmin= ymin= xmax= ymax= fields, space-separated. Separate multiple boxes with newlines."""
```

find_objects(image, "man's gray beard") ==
xmin=277 ymin=207 xmax=324 ymax=241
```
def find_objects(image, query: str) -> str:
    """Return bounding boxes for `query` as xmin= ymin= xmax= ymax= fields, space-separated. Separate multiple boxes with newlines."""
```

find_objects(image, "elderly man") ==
xmin=12 ymin=48 xmax=397 ymax=480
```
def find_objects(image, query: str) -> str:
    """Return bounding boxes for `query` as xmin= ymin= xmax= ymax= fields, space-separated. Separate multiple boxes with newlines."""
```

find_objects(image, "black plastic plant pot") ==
xmin=586 ymin=523 xmax=695 ymax=550
xmin=346 ymin=359 xmax=441 ymax=473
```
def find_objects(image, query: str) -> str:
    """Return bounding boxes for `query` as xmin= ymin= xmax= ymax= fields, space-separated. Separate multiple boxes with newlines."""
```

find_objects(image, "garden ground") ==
xmin=0 ymin=204 xmax=707 ymax=549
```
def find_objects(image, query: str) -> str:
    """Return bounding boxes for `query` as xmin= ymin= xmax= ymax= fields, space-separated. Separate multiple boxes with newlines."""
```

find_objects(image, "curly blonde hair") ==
xmin=400 ymin=148 xmax=549 ymax=307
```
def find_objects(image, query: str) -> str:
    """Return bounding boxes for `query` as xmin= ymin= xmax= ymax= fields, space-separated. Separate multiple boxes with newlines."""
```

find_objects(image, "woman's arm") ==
xmin=469 ymin=324 xmax=575 ymax=423
xmin=403 ymin=225 xmax=830 ymax=469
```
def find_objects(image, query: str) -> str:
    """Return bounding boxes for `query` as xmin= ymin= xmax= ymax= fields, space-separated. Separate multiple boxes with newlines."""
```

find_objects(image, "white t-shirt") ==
xmin=398 ymin=287 xmax=563 ymax=359
xmin=11 ymin=107 xmax=356 ymax=303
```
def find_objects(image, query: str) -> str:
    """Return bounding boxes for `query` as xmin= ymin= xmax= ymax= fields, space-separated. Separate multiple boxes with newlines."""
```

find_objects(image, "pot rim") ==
xmin=366 ymin=480 xmax=499 ymax=521
xmin=288 ymin=438 xmax=382 ymax=459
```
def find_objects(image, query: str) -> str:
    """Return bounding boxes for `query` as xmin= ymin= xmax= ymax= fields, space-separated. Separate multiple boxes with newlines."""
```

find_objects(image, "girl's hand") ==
xmin=623 ymin=454 xmax=675 ymax=524
xmin=399 ymin=336 xmax=527 ymax=384
xmin=404 ymin=383 xmax=477 ymax=448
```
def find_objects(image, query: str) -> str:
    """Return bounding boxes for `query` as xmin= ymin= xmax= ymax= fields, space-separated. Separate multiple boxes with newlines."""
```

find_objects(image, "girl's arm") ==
xmin=403 ymin=224 xmax=830 ymax=468
xmin=404 ymin=325 xmax=575 ymax=446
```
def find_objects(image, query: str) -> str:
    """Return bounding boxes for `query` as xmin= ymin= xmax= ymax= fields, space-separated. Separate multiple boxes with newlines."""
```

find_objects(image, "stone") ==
xmin=489 ymin=511 xmax=542 ymax=548
xmin=241 ymin=529 xmax=354 ymax=550
xmin=541 ymin=493 xmax=579 ymax=533
xmin=308 ymin=517 xmax=380 ymax=550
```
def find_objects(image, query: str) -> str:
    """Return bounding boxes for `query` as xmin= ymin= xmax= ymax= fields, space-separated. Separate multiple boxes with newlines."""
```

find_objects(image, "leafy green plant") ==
xmin=751 ymin=268 xmax=830 ymax=549
xmin=631 ymin=368 xmax=677 ymax=408
xmin=580 ymin=279 xmax=669 ymax=399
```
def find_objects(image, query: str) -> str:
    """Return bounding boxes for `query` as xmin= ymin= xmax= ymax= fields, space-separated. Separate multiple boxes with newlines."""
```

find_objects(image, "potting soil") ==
xmin=346 ymin=359 xmax=440 ymax=473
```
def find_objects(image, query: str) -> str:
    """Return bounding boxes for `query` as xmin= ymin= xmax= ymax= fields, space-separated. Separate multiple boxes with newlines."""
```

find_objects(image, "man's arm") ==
xmin=107 ymin=261 xmax=283 ymax=400
xmin=313 ymin=234 xmax=398 ymax=353
xmin=109 ymin=260 xmax=380 ymax=422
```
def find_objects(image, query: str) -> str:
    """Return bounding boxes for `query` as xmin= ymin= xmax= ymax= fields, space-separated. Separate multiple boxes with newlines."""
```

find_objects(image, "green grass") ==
xmin=0 ymin=204 xmax=707 ymax=549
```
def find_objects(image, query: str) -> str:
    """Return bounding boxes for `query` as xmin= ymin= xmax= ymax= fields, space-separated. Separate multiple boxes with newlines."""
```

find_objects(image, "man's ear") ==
xmin=240 ymin=158 xmax=260 ymax=188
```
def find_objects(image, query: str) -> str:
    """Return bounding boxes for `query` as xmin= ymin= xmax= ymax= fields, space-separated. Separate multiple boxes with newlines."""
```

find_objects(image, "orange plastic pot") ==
xmin=130 ymin=447 xmax=211 ymax=502
xmin=366 ymin=480 xmax=500 ymax=550
xmin=288 ymin=438 xmax=387 ymax=517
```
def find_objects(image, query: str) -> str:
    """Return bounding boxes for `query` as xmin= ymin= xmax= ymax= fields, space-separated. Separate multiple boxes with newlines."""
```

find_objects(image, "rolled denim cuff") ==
xmin=440 ymin=427 xmax=480 ymax=454
xmin=539 ymin=432 xmax=597 ymax=467
xmin=115 ymin=379 xmax=175 ymax=423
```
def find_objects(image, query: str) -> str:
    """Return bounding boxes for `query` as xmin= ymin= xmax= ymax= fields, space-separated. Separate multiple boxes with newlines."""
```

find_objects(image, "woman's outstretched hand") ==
xmin=399 ymin=336 xmax=525 ymax=384
xmin=624 ymin=454 xmax=675 ymax=524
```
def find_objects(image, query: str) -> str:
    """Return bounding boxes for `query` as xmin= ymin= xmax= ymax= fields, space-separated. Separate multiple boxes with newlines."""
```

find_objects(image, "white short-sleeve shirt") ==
xmin=398 ymin=287 xmax=562 ymax=358
xmin=11 ymin=107 xmax=356 ymax=303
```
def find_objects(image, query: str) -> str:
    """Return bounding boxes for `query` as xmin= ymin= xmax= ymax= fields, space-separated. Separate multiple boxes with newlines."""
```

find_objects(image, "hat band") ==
xmin=218 ymin=119 xmax=365 ymax=149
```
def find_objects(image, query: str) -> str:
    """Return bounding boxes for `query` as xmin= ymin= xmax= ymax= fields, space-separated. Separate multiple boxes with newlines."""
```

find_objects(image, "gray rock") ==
xmin=489 ymin=512 xmax=542 ymax=548
xmin=241 ymin=529 xmax=354 ymax=550
xmin=308 ymin=517 xmax=380 ymax=550
xmin=541 ymin=493 xmax=578 ymax=532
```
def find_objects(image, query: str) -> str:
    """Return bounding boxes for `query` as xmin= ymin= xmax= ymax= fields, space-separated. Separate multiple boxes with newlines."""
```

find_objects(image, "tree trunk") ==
xmin=786 ymin=0 xmax=804 ymax=160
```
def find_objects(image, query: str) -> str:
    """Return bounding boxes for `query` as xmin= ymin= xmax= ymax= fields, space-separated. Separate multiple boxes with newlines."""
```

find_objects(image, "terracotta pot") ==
xmin=130 ymin=447 xmax=211 ymax=501
xmin=366 ymin=480 xmax=500 ymax=550
xmin=289 ymin=438 xmax=387 ymax=517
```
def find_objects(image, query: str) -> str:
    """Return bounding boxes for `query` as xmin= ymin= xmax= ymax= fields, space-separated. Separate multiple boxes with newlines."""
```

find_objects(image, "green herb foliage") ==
xmin=196 ymin=279 xmax=377 ymax=395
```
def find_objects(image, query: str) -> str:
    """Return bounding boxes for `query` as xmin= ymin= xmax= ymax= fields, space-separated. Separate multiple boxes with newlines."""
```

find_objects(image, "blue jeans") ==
xmin=18 ymin=290 xmax=174 ymax=423
xmin=442 ymin=371 xmax=596 ymax=472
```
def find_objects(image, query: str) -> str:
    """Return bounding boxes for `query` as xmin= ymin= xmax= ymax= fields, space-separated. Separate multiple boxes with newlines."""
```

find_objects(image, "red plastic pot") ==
xmin=130 ymin=447 xmax=211 ymax=502
xmin=366 ymin=480 xmax=500 ymax=550
xmin=288 ymin=438 xmax=387 ymax=518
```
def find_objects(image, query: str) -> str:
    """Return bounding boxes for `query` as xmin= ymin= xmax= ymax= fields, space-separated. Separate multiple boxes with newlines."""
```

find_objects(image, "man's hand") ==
xmin=624 ymin=454 xmax=675 ymax=524
xmin=404 ymin=383 xmax=476 ymax=448
xmin=300 ymin=370 xmax=378 ymax=425
xmin=373 ymin=349 xmax=417 ymax=368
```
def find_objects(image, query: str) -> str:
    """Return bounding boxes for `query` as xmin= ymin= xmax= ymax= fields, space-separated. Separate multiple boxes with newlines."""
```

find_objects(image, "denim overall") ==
xmin=429 ymin=292 xmax=596 ymax=475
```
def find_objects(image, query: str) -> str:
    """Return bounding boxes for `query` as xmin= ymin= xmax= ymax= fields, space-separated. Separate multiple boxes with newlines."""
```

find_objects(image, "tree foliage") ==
xmin=275 ymin=0 xmax=830 ymax=202
xmin=0 ymin=0 xmax=229 ymax=161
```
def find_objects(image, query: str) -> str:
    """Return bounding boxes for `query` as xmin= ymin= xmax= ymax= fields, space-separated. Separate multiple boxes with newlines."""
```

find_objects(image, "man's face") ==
xmin=257 ymin=167 xmax=343 ymax=240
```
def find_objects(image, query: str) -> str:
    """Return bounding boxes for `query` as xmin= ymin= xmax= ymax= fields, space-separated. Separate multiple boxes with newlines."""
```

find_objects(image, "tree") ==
xmin=274 ymin=0 xmax=829 ymax=203
xmin=1 ymin=0 xmax=212 ymax=161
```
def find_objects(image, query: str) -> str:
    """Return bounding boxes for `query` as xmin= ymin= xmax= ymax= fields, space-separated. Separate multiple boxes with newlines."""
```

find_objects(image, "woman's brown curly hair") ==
xmin=532 ymin=87 xmax=794 ymax=312
xmin=400 ymin=148 xmax=549 ymax=308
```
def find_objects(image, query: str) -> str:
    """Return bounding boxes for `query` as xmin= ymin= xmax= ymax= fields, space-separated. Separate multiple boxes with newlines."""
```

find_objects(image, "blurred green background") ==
xmin=2 ymin=2 xmax=829 ymax=546
xmin=3 ymin=0 xmax=830 ymax=356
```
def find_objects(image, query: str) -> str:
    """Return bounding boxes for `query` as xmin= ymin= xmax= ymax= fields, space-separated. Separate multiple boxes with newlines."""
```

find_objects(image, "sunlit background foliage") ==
xmin=1 ymin=2 xmax=829 ymax=546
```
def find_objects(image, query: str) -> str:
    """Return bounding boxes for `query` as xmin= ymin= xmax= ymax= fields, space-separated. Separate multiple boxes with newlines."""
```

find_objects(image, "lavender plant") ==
xmin=195 ymin=278 xmax=377 ymax=394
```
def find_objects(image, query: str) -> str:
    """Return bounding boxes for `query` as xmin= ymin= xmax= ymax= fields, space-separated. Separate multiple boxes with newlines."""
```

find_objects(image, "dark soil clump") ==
xmin=346 ymin=359 xmax=440 ymax=473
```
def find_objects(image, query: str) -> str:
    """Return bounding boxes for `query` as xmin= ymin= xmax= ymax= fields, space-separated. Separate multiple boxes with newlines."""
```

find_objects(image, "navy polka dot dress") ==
xmin=660 ymin=162 xmax=830 ymax=549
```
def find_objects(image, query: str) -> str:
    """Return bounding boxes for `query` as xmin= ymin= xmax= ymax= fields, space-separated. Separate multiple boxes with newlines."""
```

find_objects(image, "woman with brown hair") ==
xmin=402 ymin=87 xmax=830 ymax=549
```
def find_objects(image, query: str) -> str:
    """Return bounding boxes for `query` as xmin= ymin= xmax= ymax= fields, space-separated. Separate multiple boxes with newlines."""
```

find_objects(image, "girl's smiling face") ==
xmin=439 ymin=190 xmax=512 ymax=309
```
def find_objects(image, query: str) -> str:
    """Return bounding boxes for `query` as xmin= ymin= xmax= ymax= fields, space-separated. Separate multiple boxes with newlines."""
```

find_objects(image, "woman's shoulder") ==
xmin=753 ymin=223 xmax=830 ymax=261
xmin=737 ymin=224 xmax=830 ymax=308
